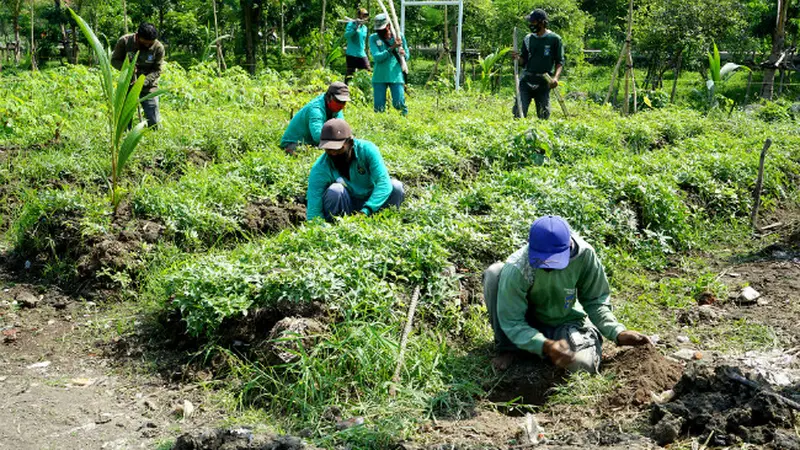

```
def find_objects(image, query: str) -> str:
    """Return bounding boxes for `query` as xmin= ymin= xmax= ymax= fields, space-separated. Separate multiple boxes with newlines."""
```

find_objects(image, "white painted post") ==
xmin=401 ymin=0 xmax=406 ymax=36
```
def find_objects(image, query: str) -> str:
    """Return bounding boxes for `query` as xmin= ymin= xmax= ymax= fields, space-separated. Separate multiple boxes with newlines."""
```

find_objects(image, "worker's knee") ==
xmin=483 ymin=262 xmax=505 ymax=285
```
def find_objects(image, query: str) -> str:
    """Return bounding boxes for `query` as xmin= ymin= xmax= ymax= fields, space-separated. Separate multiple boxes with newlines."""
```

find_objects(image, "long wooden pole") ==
xmin=319 ymin=0 xmax=327 ymax=67
xmin=30 ymin=0 xmax=37 ymax=71
xmin=376 ymin=0 xmax=408 ymax=74
xmin=513 ymin=27 xmax=524 ymax=118
xmin=212 ymin=0 xmax=227 ymax=71
xmin=606 ymin=0 xmax=634 ymax=106
xmin=751 ymin=139 xmax=773 ymax=230
xmin=389 ymin=287 xmax=421 ymax=397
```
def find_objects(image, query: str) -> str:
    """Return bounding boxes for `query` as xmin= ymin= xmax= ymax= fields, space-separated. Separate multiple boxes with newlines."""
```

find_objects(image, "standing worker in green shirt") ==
xmin=369 ymin=14 xmax=409 ymax=116
xmin=111 ymin=23 xmax=165 ymax=128
xmin=483 ymin=216 xmax=651 ymax=372
xmin=306 ymin=119 xmax=404 ymax=220
xmin=511 ymin=9 xmax=564 ymax=119
xmin=345 ymin=8 xmax=371 ymax=83
xmin=280 ymin=82 xmax=350 ymax=155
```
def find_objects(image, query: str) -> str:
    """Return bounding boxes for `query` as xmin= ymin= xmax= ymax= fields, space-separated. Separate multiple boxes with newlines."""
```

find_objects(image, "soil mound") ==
xmin=242 ymin=199 xmax=305 ymax=233
xmin=173 ymin=428 xmax=318 ymax=450
xmin=604 ymin=345 xmax=683 ymax=407
xmin=651 ymin=361 xmax=800 ymax=447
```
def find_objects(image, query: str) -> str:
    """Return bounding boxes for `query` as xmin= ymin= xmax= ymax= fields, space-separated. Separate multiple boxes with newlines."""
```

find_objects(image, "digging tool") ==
xmin=724 ymin=367 xmax=800 ymax=411
xmin=513 ymin=27 xmax=525 ymax=119
xmin=389 ymin=286 xmax=420 ymax=397
xmin=375 ymin=0 xmax=408 ymax=78
xmin=542 ymin=73 xmax=569 ymax=118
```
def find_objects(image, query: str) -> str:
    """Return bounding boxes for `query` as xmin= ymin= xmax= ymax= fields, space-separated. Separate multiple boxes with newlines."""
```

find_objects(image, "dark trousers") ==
xmin=345 ymin=55 xmax=371 ymax=82
xmin=513 ymin=78 xmax=551 ymax=120
xmin=323 ymin=179 xmax=404 ymax=219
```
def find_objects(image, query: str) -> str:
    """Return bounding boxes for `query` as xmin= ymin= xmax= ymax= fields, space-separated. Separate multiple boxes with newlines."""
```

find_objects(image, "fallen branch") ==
xmin=389 ymin=286 xmax=421 ymax=397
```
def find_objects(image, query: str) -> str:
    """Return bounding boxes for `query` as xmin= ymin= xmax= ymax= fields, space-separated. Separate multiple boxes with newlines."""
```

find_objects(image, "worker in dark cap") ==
xmin=306 ymin=118 xmax=405 ymax=220
xmin=280 ymin=82 xmax=351 ymax=155
xmin=511 ymin=9 xmax=565 ymax=119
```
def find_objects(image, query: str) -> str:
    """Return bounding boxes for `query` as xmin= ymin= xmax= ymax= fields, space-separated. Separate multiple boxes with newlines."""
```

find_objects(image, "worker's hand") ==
xmin=549 ymin=77 xmax=559 ymax=88
xmin=511 ymin=51 xmax=521 ymax=61
xmin=393 ymin=37 xmax=402 ymax=48
xmin=616 ymin=330 xmax=651 ymax=347
xmin=543 ymin=339 xmax=574 ymax=369
xmin=398 ymin=47 xmax=406 ymax=57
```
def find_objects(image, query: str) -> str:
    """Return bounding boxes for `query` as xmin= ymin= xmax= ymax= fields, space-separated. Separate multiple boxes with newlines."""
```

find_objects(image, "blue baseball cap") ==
xmin=528 ymin=215 xmax=571 ymax=269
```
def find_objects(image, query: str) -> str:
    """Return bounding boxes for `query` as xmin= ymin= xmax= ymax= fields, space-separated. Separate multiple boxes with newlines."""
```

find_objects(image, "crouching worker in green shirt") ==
xmin=483 ymin=215 xmax=650 ymax=372
xmin=306 ymin=119 xmax=405 ymax=220
xmin=280 ymin=82 xmax=350 ymax=156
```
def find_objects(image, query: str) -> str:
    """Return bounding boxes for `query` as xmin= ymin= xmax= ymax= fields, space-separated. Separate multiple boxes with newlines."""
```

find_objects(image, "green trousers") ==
xmin=483 ymin=262 xmax=602 ymax=373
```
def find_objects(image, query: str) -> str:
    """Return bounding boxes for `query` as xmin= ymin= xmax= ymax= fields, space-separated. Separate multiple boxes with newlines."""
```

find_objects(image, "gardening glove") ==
xmin=543 ymin=338 xmax=575 ymax=369
xmin=616 ymin=330 xmax=651 ymax=347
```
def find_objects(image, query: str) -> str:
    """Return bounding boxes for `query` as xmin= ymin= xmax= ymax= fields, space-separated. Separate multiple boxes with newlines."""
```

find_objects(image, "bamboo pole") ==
xmin=751 ymin=139 xmax=772 ymax=231
xmin=212 ymin=0 xmax=227 ymax=71
xmin=389 ymin=287 xmax=421 ymax=397
xmin=319 ymin=0 xmax=327 ymax=67
xmin=605 ymin=0 xmax=633 ymax=106
xmin=280 ymin=0 xmax=285 ymax=54
xmin=30 ymin=0 xmax=37 ymax=71
xmin=513 ymin=27 xmax=524 ymax=118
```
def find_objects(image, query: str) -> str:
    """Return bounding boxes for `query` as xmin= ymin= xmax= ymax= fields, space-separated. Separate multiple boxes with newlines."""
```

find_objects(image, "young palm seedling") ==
xmin=69 ymin=8 xmax=166 ymax=213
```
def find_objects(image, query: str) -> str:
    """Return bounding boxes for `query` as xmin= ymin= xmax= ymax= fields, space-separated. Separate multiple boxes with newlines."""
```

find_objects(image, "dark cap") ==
xmin=319 ymin=119 xmax=352 ymax=150
xmin=326 ymin=81 xmax=351 ymax=102
xmin=527 ymin=9 xmax=548 ymax=22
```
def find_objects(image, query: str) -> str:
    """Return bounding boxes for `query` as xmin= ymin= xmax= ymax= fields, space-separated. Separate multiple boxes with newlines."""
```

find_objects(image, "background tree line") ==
xmin=1 ymin=0 xmax=797 ymax=96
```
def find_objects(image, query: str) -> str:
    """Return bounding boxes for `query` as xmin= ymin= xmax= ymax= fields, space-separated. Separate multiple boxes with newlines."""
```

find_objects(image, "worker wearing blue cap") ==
xmin=483 ymin=215 xmax=650 ymax=371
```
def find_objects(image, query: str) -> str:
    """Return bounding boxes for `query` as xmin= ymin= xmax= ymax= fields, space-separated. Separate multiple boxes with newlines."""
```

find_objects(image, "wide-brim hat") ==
xmin=528 ymin=215 xmax=571 ymax=269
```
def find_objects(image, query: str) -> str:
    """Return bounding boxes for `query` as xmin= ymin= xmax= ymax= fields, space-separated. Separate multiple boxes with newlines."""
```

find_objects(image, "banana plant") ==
xmin=706 ymin=42 xmax=749 ymax=108
xmin=477 ymin=47 xmax=511 ymax=93
xmin=69 ymin=8 xmax=166 ymax=212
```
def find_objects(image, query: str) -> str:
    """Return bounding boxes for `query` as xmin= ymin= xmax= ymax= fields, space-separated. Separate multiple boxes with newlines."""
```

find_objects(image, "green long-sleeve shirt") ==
xmin=369 ymin=34 xmax=408 ymax=84
xmin=306 ymin=139 xmax=392 ymax=220
xmin=110 ymin=34 xmax=165 ymax=94
xmin=345 ymin=21 xmax=368 ymax=58
xmin=280 ymin=94 xmax=344 ymax=148
xmin=497 ymin=235 xmax=625 ymax=357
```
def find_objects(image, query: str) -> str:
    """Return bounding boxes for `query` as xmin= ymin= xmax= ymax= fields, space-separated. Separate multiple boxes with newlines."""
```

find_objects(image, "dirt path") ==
xmin=0 ymin=284 xmax=219 ymax=450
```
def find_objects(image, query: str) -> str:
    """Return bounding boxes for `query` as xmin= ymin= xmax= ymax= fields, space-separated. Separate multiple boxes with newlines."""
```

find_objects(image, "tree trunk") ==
xmin=71 ymin=22 xmax=79 ymax=64
xmin=241 ymin=0 xmax=257 ymax=74
xmin=13 ymin=0 xmax=21 ymax=64
xmin=761 ymin=0 xmax=790 ymax=99
xmin=670 ymin=49 xmax=683 ymax=103
xmin=122 ymin=0 xmax=128 ymax=34
xmin=53 ymin=0 xmax=69 ymax=63
xmin=319 ymin=0 xmax=327 ymax=67
xmin=212 ymin=0 xmax=227 ymax=71
xmin=30 ymin=0 xmax=37 ymax=71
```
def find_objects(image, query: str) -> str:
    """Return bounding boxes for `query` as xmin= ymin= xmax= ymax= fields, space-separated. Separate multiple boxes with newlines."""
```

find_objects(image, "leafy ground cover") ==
xmin=1 ymin=64 xmax=800 ymax=449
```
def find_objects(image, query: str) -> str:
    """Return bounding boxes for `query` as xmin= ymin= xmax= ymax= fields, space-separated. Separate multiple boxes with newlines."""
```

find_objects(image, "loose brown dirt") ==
xmin=603 ymin=345 xmax=683 ymax=407
xmin=242 ymin=198 xmax=306 ymax=234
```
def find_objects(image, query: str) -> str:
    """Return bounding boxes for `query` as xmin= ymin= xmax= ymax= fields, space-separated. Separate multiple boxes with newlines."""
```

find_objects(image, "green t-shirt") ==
xmin=521 ymin=31 xmax=564 ymax=80
xmin=496 ymin=235 xmax=625 ymax=357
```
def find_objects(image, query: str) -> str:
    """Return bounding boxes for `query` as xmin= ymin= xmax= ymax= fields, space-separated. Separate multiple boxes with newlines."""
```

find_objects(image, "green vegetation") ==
xmin=1 ymin=59 xmax=798 ymax=446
